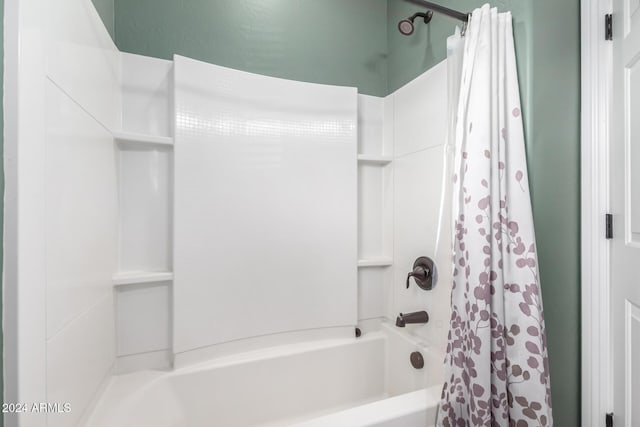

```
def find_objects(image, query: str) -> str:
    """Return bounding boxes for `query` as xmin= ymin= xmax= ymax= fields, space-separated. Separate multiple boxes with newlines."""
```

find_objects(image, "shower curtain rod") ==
xmin=403 ymin=0 xmax=469 ymax=22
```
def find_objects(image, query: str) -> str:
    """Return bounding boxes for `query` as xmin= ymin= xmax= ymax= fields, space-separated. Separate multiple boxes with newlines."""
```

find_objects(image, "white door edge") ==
xmin=581 ymin=0 xmax=614 ymax=425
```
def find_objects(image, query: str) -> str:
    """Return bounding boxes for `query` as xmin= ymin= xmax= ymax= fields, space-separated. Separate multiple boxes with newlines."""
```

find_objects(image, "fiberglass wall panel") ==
xmin=173 ymin=55 xmax=357 ymax=354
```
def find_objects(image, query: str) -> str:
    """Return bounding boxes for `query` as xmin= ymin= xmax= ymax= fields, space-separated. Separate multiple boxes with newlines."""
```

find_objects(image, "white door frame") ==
xmin=581 ymin=0 xmax=613 ymax=425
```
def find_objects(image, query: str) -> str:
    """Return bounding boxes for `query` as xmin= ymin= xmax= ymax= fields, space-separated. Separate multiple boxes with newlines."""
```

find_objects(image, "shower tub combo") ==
xmin=81 ymin=50 xmax=452 ymax=427
xmin=67 ymin=50 xmax=454 ymax=426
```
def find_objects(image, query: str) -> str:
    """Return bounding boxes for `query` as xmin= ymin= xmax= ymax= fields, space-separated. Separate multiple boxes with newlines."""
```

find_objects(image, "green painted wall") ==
xmin=527 ymin=2 xmax=581 ymax=424
xmin=91 ymin=0 xmax=115 ymax=39
xmin=114 ymin=0 xmax=388 ymax=96
xmin=93 ymin=1 xmax=582 ymax=425
xmin=388 ymin=0 xmax=581 ymax=425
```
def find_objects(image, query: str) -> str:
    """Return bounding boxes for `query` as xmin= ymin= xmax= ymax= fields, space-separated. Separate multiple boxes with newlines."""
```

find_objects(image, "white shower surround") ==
xmin=5 ymin=0 xmax=452 ymax=425
xmin=106 ymin=56 xmax=452 ymax=426
xmin=172 ymin=55 xmax=358 ymax=359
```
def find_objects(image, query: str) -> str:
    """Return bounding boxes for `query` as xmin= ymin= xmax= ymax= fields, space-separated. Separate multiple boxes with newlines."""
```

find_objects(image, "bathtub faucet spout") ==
xmin=395 ymin=311 xmax=429 ymax=327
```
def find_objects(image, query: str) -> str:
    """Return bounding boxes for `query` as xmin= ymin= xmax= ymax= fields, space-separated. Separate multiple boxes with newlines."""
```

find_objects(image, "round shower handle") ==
xmin=406 ymin=257 xmax=436 ymax=291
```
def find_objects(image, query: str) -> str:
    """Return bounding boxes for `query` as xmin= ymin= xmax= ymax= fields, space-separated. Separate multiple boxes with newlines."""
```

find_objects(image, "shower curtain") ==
xmin=438 ymin=5 xmax=553 ymax=426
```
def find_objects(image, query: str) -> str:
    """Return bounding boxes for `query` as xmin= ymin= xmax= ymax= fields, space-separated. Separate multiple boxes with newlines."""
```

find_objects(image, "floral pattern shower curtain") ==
xmin=438 ymin=5 xmax=553 ymax=426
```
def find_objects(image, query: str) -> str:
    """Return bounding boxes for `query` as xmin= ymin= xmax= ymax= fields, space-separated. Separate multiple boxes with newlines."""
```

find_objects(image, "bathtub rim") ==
xmin=291 ymin=385 xmax=442 ymax=427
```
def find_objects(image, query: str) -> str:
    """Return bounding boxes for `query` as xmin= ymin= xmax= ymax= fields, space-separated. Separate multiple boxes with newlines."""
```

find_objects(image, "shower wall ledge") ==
xmin=358 ymin=155 xmax=393 ymax=165
xmin=112 ymin=271 xmax=174 ymax=286
xmin=357 ymin=258 xmax=393 ymax=267
xmin=113 ymin=131 xmax=174 ymax=147
xmin=113 ymin=52 xmax=175 ymax=372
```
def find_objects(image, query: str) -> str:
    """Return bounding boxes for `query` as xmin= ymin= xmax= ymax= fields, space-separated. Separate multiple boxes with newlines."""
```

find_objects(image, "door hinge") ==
xmin=606 ymin=214 xmax=613 ymax=239
xmin=606 ymin=412 xmax=614 ymax=427
xmin=606 ymin=14 xmax=613 ymax=40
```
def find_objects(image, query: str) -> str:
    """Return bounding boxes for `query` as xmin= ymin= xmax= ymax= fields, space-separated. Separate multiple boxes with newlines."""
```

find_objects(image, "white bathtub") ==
xmin=86 ymin=322 xmax=442 ymax=427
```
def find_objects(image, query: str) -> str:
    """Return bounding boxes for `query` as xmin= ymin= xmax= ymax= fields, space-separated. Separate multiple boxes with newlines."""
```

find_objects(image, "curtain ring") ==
xmin=461 ymin=14 xmax=471 ymax=36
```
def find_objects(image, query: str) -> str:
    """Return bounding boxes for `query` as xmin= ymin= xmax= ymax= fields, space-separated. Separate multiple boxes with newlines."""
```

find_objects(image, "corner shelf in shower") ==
xmin=357 ymin=258 xmax=392 ymax=267
xmin=113 ymin=131 xmax=174 ymax=147
xmin=357 ymin=155 xmax=393 ymax=165
xmin=112 ymin=271 xmax=174 ymax=286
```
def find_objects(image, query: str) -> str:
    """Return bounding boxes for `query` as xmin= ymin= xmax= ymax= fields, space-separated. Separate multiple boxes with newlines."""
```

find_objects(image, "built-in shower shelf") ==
xmin=113 ymin=271 xmax=174 ymax=286
xmin=357 ymin=155 xmax=393 ymax=165
xmin=113 ymin=131 xmax=174 ymax=147
xmin=357 ymin=258 xmax=392 ymax=267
